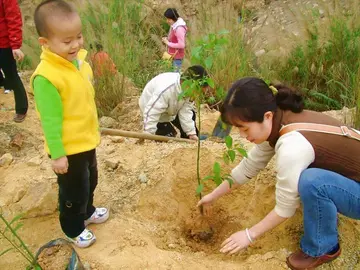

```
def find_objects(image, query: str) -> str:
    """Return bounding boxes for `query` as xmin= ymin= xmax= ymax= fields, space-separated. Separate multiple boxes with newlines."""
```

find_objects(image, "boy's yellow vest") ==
xmin=31 ymin=48 xmax=100 ymax=156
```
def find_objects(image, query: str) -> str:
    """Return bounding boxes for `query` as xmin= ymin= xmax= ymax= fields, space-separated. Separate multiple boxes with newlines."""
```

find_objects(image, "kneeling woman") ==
xmin=198 ymin=77 xmax=360 ymax=269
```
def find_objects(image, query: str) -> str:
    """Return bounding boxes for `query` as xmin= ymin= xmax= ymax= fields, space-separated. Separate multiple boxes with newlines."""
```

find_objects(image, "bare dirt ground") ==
xmin=0 ymin=73 xmax=359 ymax=270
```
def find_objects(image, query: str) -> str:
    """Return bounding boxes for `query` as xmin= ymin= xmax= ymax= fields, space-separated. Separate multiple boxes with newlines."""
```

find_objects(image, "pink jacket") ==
xmin=167 ymin=18 xmax=187 ymax=60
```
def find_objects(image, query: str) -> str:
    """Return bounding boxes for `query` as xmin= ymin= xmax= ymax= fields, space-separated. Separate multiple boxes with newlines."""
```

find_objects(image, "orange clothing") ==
xmin=90 ymin=51 xmax=117 ymax=77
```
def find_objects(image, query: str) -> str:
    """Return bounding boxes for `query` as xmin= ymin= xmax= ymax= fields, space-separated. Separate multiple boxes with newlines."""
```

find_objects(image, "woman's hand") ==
xmin=220 ymin=230 xmax=252 ymax=254
xmin=197 ymin=193 xmax=216 ymax=215
xmin=197 ymin=193 xmax=216 ymax=207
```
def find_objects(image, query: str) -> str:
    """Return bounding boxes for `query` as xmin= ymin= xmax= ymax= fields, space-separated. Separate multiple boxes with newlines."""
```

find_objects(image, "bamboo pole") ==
xmin=101 ymin=128 xmax=196 ymax=143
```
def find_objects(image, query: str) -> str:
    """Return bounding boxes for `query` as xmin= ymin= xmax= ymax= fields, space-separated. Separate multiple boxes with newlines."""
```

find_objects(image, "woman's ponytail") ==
xmin=274 ymin=84 xmax=304 ymax=113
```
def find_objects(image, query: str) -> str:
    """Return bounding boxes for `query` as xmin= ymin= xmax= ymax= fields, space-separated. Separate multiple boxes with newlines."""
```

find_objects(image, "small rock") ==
xmin=40 ymin=163 xmax=48 ymax=171
xmin=105 ymin=158 xmax=119 ymax=169
xmin=27 ymin=156 xmax=42 ymax=166
xmin=0 ymin=153 xmax=13 ymax=166
xmin=99 ymin=116 xmax=117 ymax=128
xmin=110 ymin=136 xmax=125 ymax=143
xmin=105 ymin=147 xmax=116 ymax=155
xmin=138 ymin=172 xmax=148 ymax=183
xmin=255 ymin=49 xmax=266 ymax=57
xmin=168 ymin=243 xmax=176 ymax=249
xmin=10 ymin=133 xmax=24 ymax=148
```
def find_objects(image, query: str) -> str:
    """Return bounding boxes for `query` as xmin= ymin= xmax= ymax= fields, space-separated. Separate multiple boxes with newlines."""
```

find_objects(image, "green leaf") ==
xmin=196 ymin=184 xmax=204 ymax=194
xmin=191 ymin=46 xmax=202 ymax=59
xmin=228 ymin=150 xmax=236 ymax=162
xmin=215 ymin=87 xmax=225 ymax=99
xmin=213 ymin=162 xmax=221 ymax=178
xmin=3 ymin=214 xmax=23 ymax=234
xmin=206 ymin=78 xmax=215 ymax=88
xmin=0 ymin=248 xmax=13 ymax=257
xmin=34 ymin=265 xmax=42 ymax=270
xmin=217 ymin=37 xmax=228 ymax=45
xmin=213 ymin=175 xmax=222 ymax=186
xmin=13 ymin=223 xmax=23 ymax=233
xmin=201 ymin=175 xmax=213 ymax=182
xmin=225 ymin=135 xmax=233 ymax=149
xmin=236 ymin=148 xmax=248 ymax=158
xmin=204 ymin=56 xmax=213 ymax=70
xmin=178 ymin=91 xmax=186 ymax=101
xmin=207 ymin=96 xmax=216 ymax=104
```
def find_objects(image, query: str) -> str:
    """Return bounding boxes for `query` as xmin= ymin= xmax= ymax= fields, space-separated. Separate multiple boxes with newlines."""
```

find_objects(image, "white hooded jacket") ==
xmin=139 ymin=72 xmax=196 ymax=135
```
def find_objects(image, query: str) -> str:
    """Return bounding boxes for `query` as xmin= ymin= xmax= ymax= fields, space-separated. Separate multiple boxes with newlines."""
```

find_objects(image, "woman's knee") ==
xmin=298 ymin=168 xmax=325 ymax=198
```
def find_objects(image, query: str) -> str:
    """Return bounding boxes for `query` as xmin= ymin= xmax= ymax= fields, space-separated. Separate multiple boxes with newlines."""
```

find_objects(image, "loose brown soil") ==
xmin=37 ymin=244 xmax=73 ymax=270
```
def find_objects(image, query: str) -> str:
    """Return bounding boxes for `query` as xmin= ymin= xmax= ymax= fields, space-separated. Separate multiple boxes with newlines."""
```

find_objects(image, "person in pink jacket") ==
xmin=162 ymin=8 xmax=187 ymax=72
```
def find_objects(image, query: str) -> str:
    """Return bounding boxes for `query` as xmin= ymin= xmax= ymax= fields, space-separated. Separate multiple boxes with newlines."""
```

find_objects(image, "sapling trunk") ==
xmin=196 ymin=100 xmax=204 ymax=215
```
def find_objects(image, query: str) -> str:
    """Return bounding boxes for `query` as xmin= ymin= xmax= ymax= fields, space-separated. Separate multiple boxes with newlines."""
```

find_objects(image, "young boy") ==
xmin=31 ymin=0 xmax=109 ymax=248
xmin=139 ymin=65 xmax=209 ymax=140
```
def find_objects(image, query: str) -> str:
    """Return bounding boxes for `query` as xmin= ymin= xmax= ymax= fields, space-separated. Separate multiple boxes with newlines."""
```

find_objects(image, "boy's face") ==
xmin=39 ymin=13 xmax=83 ymax=62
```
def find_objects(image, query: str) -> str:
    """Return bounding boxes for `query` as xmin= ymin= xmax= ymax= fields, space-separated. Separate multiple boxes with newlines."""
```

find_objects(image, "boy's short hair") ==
xmin=34 ymin=0 xmax=77 ymax=37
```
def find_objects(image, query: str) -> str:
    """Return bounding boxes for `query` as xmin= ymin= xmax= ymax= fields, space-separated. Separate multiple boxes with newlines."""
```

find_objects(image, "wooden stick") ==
xmin=101 ymin=128 xmax=196 ymax=143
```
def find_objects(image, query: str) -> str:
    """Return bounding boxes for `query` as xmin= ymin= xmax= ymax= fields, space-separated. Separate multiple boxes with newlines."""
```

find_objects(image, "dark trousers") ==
xmin=57 ymin=149 xmax=98 ymax=238
xmin=156 ymin=110 xmax=199 ymax=138
xmin=0 ymin=70 xmax=4 ymax=86
xmin=0 ymin=48 xmax=28 ymax=114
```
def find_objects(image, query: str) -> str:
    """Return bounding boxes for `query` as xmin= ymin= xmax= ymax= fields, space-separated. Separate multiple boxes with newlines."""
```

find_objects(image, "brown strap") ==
xmin=279 ymin=123 xmax=360 ymax=141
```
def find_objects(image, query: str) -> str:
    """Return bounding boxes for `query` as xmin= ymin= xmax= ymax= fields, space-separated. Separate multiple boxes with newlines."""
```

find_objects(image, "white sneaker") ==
xmin=67 ymin=228 xmax=96 ymax=248
xmin=4 ymin=89 xmax=11 ymax=94
xmin=85 ymin=207 xmax=109 ymax=226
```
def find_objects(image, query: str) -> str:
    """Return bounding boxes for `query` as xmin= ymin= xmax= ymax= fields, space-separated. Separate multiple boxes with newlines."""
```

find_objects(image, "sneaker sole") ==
xmin=67 ymin=235 xmax=96 ymax=248
xmin=85 ymin=210 xmax=110 ymax=226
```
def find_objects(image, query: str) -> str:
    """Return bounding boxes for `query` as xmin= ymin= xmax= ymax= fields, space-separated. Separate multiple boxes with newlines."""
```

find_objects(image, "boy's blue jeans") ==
xmin=298 ymin=168 xmax=360 ymax=257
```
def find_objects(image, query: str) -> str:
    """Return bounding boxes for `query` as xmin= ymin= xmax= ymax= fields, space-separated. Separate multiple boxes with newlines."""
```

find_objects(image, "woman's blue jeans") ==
xmin=298 ymin=168 xmax=360 ymax=256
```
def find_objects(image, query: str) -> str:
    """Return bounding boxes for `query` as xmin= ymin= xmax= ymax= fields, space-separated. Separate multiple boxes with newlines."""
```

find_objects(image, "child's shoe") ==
xmin=4 ymin=89 xmax=11 ymax=94
xmin=85 ymin=207 xmax=109 ymax=226
xmin=67 ymin=228 xmax=96 ymax=248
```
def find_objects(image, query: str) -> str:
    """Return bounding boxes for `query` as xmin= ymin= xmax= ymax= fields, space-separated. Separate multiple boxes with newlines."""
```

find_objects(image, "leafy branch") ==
xmin=0 ymin=210 xmax=41 ymax=270
xmin=196 ymin=135 xmax=247 ymax=194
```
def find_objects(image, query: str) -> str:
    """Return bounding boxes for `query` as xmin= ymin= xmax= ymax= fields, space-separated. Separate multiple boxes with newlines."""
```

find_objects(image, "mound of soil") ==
xmin=37 ymin=244 xmax=73 ymax=270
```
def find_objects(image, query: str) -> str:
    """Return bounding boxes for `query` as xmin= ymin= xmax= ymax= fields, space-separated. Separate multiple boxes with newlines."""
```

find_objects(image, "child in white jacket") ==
xmin=139 ymin=65 xmax=208 ymax=141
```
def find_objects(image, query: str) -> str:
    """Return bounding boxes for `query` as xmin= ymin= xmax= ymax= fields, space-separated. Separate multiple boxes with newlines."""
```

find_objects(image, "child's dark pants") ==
xmin=155 ymin=110 xmax=199 ymax=138
xmin=0 ymin=48 xmax=28 ymax=114
xmin=57 ymin=149 xmax=97 ymax=238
